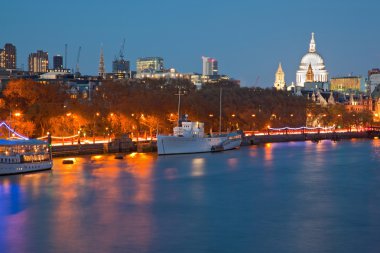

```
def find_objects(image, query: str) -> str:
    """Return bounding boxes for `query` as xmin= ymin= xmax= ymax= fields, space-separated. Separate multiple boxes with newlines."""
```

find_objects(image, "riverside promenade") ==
xmin=50 ymin=129 xmax=380 ymax=157
xmin=242 ymin=131 xmax=370 ymax=146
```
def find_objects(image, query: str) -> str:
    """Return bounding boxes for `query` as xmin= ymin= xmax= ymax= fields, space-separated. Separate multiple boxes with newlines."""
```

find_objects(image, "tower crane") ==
xmin=254 ymin=76 xmax=260 ymax=87
xmin=119 ymin=38 xmax=125 ymax=60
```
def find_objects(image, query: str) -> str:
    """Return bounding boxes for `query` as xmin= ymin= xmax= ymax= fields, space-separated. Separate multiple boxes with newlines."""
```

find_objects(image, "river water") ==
xmin=1 ymin=139 xmax=380 ymax=253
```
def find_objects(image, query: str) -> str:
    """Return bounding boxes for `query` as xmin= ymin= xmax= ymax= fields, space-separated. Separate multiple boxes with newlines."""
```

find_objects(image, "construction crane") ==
xmin=254 ymin=76 xmax=260 ymax=87
xmin=119 ymin=38 xmax=125 ymax=60
xmin=64 ymin=43 xmax=68 ymax=69
xmin=75 ymin=46 xmax=81 ymax=76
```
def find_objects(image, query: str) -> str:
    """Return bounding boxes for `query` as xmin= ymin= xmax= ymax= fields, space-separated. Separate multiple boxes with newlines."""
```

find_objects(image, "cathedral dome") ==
xmin=296 ymin=33 xmax=329 ymax=86
xmin=299 ymin=52 xmax=326 ymax=71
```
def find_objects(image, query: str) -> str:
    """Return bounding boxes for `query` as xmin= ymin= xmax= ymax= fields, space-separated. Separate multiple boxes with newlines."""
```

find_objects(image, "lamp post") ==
xmin=209 ymin=114 xmax=214 ymax=133
xmin=9 ymin=111 xmax=22 ymax=138
xmin=251 ymin=114 xmax=256 ymax=131
xmin=77 ymin=130 xmax=81 ymax=145
xmin=93 ymin=112 xmax=100 ymax=144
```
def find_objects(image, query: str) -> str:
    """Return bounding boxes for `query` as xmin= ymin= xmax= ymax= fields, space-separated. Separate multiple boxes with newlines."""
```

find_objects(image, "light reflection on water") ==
xmin=1 ymin=139 xmax=380 ymax=253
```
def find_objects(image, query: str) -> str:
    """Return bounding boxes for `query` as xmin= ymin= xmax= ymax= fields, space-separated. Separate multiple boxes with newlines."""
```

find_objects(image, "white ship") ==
xmin=0 ymin=139 xmax=53 ymax=176
xmin=157 ymin=115 xmax=242 ymax=155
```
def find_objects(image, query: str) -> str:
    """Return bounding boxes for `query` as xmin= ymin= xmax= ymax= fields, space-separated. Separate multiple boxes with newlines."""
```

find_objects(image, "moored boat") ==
xmin=0 ymin=139 xmax=53 ymax=176
xmin=157 ymin=115 xmax=242 ymax=155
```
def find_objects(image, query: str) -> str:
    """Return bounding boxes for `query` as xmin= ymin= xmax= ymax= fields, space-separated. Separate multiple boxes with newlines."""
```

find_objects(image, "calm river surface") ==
xmin=1 ymin=139 xmax=380 ymax=253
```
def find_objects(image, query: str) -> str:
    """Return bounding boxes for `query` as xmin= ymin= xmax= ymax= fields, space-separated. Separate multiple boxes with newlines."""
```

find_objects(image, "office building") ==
xmin=112 ymin=59 xmax=130 ymax=74
xmin=28 ymin=50 xmax=49 ymax=73
xmin=53 ymin=55 xmax=63 ymax=69
xmin=368 ymin=69 xmax=380 ymax=96
xmin=330 ymin=76 xmax=364 ymax=93
xmin=202 ymin=56 xmax=218 ymax=76
xmin=136 ymin=57 xmax=164 ymax=74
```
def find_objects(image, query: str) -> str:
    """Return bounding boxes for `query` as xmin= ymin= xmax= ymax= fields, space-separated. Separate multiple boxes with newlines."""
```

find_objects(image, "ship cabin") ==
xmin=173 ymin=121 xmax=205 ymax=138
xmin=0 ymin=139 xmax=51 ymax=164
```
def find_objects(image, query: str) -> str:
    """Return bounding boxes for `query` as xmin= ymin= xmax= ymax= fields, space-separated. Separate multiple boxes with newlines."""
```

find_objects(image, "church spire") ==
xmin=309 ymin=32 xmax=316 ymax=53
xmin=98 ymin=45 xmax=106 ymax=79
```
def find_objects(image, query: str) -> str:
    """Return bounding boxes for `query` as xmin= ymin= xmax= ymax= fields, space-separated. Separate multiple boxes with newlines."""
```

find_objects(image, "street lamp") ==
xmin=93 ymin=112 xmax=100 ymax=144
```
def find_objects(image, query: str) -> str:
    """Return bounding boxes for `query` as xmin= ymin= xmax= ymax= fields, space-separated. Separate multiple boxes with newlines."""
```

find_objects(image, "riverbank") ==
xmin=242 ymin=131 xmax=374 ymax=146
xmin=50 ymin=131 xmax=379 ymax=157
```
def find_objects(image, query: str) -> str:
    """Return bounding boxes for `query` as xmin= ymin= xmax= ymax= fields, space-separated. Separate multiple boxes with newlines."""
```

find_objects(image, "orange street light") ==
xmin=209 ymin=114 xmax=214 ymax=117
xmin=252 ymin=114 xmax=256 ymax=117
xmin=290 ymin=114 xmax=294 ymax=117
xmin=66 ymin=112 xmax=72 ymax=117
xmin=14 ymin=112 xmax=21 ymax=117
xmin=232 ymin=114 xmax=236 ymax=118
xmin=96 ymin=112 xmax=100 ymax=117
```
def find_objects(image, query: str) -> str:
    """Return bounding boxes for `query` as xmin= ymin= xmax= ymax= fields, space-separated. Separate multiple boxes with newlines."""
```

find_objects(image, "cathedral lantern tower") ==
xmin=273 ymin=63 xmax=286 ymax=90
xmin=306 ymin=64 xmax=314 ymax=82
xmin=296 ymin=33 xmax=328 ymax=87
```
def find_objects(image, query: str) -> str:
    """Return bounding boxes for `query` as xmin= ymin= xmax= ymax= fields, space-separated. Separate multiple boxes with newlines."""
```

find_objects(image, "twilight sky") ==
xmin=1 ymin=0 xmax=380 ymax=86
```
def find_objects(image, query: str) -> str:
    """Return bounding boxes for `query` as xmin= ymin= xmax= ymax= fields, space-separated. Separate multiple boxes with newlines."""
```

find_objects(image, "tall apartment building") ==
xmin=28 ymin=50 xmax=49 ymax=73
xmin=53 ymin=55 xmax=63 ymax=69
xmin=0 ymin=43 xmax=17 ymax=69
xmin=202 ymin=56 xmax=218 ymax=76
xmin=136 ymin=57 xmax=164 ymax=74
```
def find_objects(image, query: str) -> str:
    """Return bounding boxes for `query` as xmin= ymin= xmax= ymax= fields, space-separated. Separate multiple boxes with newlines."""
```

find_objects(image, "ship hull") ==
xmin=0 ymin=161 xmax=53 ymax=176
xmin=157 ymin=133 xmax=241 ymax=155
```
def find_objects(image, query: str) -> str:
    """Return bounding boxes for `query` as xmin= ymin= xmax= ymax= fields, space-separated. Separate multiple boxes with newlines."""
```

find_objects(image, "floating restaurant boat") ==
xmin=0 ymin=139 xmax=53 ymax=176
xmin=157 ymin=115 xmax=242 ymax=155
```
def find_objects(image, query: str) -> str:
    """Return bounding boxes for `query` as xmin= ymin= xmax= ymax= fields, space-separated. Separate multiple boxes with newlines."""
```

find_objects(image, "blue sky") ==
xmin=1 ymin=0 xmax=380 ymax=86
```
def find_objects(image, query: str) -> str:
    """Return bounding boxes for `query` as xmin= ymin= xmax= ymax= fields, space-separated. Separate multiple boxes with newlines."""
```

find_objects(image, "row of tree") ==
xmin=0 ymin=78 xmax=374 ymax=138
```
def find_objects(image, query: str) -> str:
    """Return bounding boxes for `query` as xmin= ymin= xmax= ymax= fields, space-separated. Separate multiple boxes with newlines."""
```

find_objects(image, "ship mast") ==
xmin=175 ymin=87 xmax=185 ymax=127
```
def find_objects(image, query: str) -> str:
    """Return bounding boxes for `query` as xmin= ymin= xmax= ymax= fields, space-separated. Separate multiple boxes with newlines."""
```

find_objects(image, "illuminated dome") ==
xmin=296 ymin=33 xmax=329 ymax=86
xmin=299 ymin=52 xmax=326 ymax=70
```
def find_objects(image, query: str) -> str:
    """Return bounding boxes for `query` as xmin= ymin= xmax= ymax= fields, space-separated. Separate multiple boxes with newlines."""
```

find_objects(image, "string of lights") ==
xmin=269 ymin=126 xmax=335 ymax=131
xmin=37 ymin=134 xmax=79 ymax=140
xmin=0 ymin=121 xmax=29 ymax=140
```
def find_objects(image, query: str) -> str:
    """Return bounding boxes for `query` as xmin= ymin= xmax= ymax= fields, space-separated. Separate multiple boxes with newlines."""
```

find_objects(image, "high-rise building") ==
xmin=296 ymin=33 xmax=328 ymax=87
xmin=112 ymin=59 xmax=130 ymax=74
xmin=28 ymin=50 xmax=49 ymax=73
xmin=273 ymin=63 xmax=286 ymax=90
xmin=136 ymin=57 xmax=164 ymax=74
xmin=0 ymin=43 xmax=16 ymax=69
xmin=53 ymin=55 xmax=63 ymax=69
xmin=368 ymin=69 xmax=380 ymax=96
xmin=202 ymin=56 xmax=218 ymax=76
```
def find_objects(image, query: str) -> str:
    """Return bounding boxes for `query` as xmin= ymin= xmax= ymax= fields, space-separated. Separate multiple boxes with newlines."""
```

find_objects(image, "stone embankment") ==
xmin=52 ymin=131 xmax=380 ymax=157
xmin=242 ymin=131 xmax=376 ymax=146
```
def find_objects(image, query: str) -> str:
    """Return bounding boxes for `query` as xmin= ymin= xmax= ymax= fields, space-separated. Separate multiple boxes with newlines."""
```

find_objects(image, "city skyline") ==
xmin=1 ymin=0 xmax=380 ymax=86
